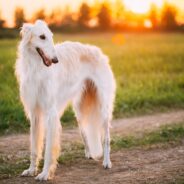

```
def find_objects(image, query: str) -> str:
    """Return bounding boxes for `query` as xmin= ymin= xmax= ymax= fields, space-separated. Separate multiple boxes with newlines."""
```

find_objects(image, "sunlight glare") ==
xmin=144 ymin=19 xmax=152 ymax=28
xmin=124 ymin=0 xmax=163 ymax=14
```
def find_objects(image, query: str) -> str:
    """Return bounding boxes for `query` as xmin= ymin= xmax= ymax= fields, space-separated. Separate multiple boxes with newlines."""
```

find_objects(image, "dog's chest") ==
xmin=20 ymin=70 xmax=51 ymax=105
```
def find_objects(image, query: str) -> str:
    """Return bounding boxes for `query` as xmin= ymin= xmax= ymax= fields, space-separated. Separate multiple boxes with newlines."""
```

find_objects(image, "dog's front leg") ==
xmin=35 ymin=110 xmax=61 ymax=181
xmin=22 ymin=113 xmax=44 ymax=176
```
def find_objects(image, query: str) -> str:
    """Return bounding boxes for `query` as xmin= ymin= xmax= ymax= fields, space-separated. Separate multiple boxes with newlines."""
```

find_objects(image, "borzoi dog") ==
xmin=15 ymin=20 xmax=116 ymax=180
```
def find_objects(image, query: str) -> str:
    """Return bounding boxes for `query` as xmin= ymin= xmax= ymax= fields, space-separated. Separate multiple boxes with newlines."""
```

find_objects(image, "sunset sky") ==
xmin=0 ymin=0 xmax=184 ymax=27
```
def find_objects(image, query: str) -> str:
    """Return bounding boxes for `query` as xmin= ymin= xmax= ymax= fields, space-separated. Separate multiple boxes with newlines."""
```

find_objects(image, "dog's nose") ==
xmin=52 ymin=57 xmax=59 ymax=64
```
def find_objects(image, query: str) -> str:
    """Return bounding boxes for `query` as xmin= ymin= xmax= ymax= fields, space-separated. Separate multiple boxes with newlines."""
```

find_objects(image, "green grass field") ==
xmin=0 ymin=33 xmax=184 ymax=134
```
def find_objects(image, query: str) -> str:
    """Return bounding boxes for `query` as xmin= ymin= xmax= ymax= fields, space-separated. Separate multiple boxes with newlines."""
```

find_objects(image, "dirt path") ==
xmin=0 ymin=110 xmax=184 ymax=156
xmin=0 ymin=110 xmax=184 ymax=183
xmin=1 ymin=143 xmax=184 ymax=184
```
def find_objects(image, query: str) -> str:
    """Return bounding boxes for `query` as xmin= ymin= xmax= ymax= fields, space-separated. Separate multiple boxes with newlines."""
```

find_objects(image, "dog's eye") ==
xmin=39 ymin=34 xmax=46 ymax=40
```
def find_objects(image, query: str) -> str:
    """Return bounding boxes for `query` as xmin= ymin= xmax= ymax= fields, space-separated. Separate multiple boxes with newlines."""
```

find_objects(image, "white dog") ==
xmin=15 ymin=20 xmax=116 ymax=180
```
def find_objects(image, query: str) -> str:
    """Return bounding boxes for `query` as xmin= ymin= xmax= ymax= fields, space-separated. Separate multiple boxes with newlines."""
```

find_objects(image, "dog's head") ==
xmin=20 ymin=20 xmax=58 ymax=67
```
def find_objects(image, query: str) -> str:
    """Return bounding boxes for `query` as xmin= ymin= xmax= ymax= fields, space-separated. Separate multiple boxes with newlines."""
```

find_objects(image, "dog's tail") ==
xmin=77 ymin=79 xmax=104 ymax=160
xmin=80 ymin=116 xmax=104 ymax=159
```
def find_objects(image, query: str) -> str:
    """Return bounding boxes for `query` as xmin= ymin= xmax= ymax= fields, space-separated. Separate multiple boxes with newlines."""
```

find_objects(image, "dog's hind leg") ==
xmin=98 ymin=91 xmax=113 ymax=169
xmin=102 ymin=121 xmax=112 ymax=168
xmin=35 ymin=109 xmax=61 ymax=181
xmin=22 ymin=109 xmax=44 ymax=176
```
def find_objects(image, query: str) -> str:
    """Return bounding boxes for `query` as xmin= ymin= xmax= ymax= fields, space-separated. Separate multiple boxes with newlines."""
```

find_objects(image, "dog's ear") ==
xmin=35 ymin=19 xmax=47 ymax=27
xmin=20 ymin=23 xmax=33 ymax=44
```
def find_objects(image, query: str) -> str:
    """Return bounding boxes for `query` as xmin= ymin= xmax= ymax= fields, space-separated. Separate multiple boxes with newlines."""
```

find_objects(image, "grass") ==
xmin=0 ymin=157 xmax=28 ymax=179
xmin=111 ymin=123 xmax=184 ymax=150
xmin=0 ymin=122 xmax=183 ymax=179
xmin=0 ymin=33 xmax=184 ymax=134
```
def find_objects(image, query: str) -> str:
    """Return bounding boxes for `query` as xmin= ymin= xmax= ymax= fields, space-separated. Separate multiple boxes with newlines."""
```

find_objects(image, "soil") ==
xmin=0 ymin=110 xmax=184 ymax=184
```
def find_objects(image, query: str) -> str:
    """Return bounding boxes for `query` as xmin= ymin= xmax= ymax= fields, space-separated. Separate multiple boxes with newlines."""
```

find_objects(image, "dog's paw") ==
xmin=35 ymin=171 xmax=51 ymax=181
xmin=21 ymin=168 xmax=37 ymax=176
xmin=103 ymin=159 xmax=112 ymax=169
xmin=85 ymin=150 xmax=92 ymax=159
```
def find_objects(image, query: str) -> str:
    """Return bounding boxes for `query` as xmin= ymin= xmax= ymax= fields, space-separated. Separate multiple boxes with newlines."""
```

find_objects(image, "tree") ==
xmin=149 ymin=3 xmax=158 ymax=29
xmin=62 ymin=13 xmax=76 ymax=28
xmin=61 ymin=6 xmax=78 ymax=30
xmin=48 ymin=8 xmax=62 ymax=27
xmin=14 ymin=7 xmax=25 ymax=28
xmin=114 ymin=0 xmax=125 ymax=20
xmin=112 ymin=0 xmax=125 ymax=29
xmin=33 ymin=8 xmax=46 ymax=21
xmin=0 ymin=10 xmax=5 ymax=28
xmin=78 ymin=2 xmax=91 ymax=28
xmin=0 ymin=19 xmax=5 ymax=28
xmin=161 ymin=3 xmax=178 ymax=30
xmin=97 ymin=3 xmax=112 ymax=29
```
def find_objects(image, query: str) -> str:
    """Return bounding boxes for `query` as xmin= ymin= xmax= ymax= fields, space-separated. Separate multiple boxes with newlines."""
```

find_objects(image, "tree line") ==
xmin=0 ymin=1 xmax=182 ymax=31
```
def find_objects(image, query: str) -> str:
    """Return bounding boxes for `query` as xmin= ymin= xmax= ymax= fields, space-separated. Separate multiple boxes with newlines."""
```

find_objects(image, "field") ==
xmin=0 ymin=33 xmax=184 ymax=134
xmin=0 ymin=32 xmax=184 ymax=183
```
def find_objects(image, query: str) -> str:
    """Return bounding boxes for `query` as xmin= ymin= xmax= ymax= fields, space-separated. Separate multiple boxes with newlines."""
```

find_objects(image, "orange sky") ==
xmin=0 ymin=0 xmax=184 ymax=27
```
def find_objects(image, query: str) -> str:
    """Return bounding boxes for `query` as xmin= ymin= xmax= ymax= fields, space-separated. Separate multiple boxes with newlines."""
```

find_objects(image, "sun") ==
xmin=124 ymin=0 xmax=163 ymax=14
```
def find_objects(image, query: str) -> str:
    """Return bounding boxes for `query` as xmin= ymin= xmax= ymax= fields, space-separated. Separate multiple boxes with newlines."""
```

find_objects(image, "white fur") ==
xmin=15 ymin=20 xmax=116 ymax=181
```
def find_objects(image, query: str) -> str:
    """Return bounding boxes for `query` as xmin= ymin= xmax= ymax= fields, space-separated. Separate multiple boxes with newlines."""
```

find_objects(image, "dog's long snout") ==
xmin=52 ymin=57 xmax=59 ymax=64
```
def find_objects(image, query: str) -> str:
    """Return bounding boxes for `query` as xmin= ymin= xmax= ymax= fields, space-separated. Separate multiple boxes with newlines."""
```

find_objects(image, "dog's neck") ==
xmin=19 ymin=41 xmax=43 ymax=69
